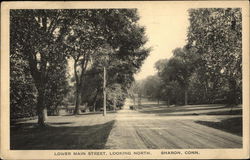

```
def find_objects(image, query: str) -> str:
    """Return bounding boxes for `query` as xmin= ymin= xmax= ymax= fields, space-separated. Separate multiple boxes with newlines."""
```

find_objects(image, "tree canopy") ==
xmin=187 ymin=8 xmax=242 ymax=105
xmin=10 ymin=10 xmax=70 ymax=125
xmin=10 ymin=9 xmax=150 ymax=124
xmin=64 ymin=9 xmax=149 ymax=113
xmin=143 ymin=8 xmax=242 ymax=106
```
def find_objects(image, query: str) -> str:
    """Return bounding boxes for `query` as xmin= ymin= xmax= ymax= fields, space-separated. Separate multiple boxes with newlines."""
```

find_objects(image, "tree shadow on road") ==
xmin=155 ymin=109 xmax=242 ymax=116
xmin=10 ymin=120 xmax=115 ymax=150
xmin=139 ymin=105 xmax=227 ymax=114
xmin=63 ymin=111 xmax=117 ymax=116
xmin=138 ymin=104 xmax=242 ymax=116
xmin=195 ymin=117 xmax=242 ymax=136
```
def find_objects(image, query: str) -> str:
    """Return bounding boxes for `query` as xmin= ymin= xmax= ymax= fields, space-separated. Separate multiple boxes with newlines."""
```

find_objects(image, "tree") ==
xmin=10 ymin=10 xmax=70 ymax=126
xmin=155 ymin=48 xmax=197 ymax=105
xmin=79 ymin=67 xmax=103 ymax=111
xmin=44 ymin=55 xmax=70 ymax=115
xmin=10 ymin=49 xmax=37 ymax=119
xmin=142 ymin=75 xmax=163 ymax=104
xmin=187 ymin=8 xmax=242 ymax=105
xmin=64 ymin=9 xmax=149 ymax=113
xmin=106 ymin=83 xmax=125 ymax=110
xmin=63 ymin=10 xmax=106 ymax=114
xmin=127 ymin=82 xmax=140 ymax=106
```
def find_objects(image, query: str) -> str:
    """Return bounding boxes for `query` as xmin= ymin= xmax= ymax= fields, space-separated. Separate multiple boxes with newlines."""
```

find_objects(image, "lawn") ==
xmin=137 ymin=103 xmax=242 ymax=136
xmin=10 ymin=113 xmax=116 ymax=149
xmin=10 ymin=103 xmax=243 ymax=149
xmin=195 ymin=117 xmax=242 ymax=136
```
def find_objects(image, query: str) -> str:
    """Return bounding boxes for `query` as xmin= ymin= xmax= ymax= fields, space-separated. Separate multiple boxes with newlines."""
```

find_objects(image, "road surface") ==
xmin=10 ymin=101 xmax=242 ymax=149
xmin=105 ymin=102 xmax=242 ymax=149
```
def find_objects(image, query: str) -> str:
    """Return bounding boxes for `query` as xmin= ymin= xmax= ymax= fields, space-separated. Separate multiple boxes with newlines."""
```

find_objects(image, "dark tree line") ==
xmin=10 ymin=9 xmax=149 ymax=126
xmin=136 ymin=8 xmax=242 ymax=106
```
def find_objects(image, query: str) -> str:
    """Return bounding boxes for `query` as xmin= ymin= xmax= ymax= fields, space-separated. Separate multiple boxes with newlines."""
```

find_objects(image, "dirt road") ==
xmin=105 ymin=103 xmax=242 ymax=149
xmin=11 ymin=102 xmax=242 ymax=149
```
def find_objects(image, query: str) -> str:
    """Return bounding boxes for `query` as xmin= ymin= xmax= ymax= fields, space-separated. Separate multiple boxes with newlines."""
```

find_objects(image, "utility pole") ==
xmin=103 ymin=66 xmax=107 ymax=116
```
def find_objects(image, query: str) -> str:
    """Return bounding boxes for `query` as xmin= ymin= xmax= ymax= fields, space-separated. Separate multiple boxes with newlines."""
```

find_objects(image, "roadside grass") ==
xmin=137 ymin=103 xmax=242 ymax=116
xmin=195 ymin=117 xmax=242 ymax=136
xmin=10 ymin=115 xmax=115 ymax=150
xmin=10 ymin=102 xmax=243 ymax=149
xmin=136 ymin=102 xmax=242 ymax=136
xmin=205 ymin=109 xmax=242 ymax=115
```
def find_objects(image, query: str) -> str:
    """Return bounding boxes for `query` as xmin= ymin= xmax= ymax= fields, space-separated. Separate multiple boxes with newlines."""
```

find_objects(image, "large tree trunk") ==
xmin=92 ymin=89 xmax=99 ymax=112
xmin=184 ymin=89 xmax=188 ymax=105
xmin=37 ymin=91 xmax=46 ymax=127
xmin=74 ymin=88 xmax=81 ymax=115
xmin=73 ymin=54 xmax=89 ymax=114
xmin=73 ymin=58 xmax=81 ymax=115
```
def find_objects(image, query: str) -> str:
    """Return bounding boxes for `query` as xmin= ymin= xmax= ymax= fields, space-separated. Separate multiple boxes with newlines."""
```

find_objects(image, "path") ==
xmin=105 ymin=102 xmax=242 ymax=149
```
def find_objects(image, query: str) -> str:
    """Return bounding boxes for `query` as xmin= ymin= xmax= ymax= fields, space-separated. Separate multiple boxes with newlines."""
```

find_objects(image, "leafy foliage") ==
xmin=187 ymin=8 xmax=242 ymax=104
xmin=64 ymin=9 xmax=149 ymax=112
xmin=145 ymin=8 xmax=242 ymax=106
xmin=10 ymin=10 xmax=70 ymax=123
xmin=10 ymin=51 xmax=37 ymax=119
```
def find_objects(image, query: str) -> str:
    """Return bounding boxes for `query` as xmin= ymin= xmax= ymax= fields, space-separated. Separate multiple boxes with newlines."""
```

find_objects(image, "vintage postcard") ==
xmin=1 ymin=1 xmax=249 ymax=159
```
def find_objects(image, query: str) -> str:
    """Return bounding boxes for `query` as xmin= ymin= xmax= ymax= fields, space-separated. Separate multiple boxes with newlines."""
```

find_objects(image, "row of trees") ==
xmin=134 ymin=8 xmax=242 ymax=106
xmin=10 ymin=9 xmax=149 ymax=126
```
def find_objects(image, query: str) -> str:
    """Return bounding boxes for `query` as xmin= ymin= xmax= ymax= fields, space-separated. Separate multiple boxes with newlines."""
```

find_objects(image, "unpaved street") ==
xmin=105 ymin=103 xmax=242 ymax=149
xmin=11 ymin=102 xmax=242 ymax=149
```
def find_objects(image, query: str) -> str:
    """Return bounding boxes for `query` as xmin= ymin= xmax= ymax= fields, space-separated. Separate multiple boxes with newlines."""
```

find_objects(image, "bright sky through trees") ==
xmin=135 ymin=6 xmax=189 ymax=80
xmin=66 ymin=6 xmax=190 ymax=81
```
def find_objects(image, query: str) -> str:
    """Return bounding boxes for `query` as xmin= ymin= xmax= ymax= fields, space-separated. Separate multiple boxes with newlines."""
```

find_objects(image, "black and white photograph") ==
xmin=1 ymin=1 xmax=249 ymax=160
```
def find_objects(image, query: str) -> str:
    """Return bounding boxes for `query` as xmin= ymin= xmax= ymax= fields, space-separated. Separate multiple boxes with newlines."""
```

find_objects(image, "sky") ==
xmin=134 ymin=6 xmax=190 ymax=80
xmin=67 ymin=6 xmax=190 ymax=81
